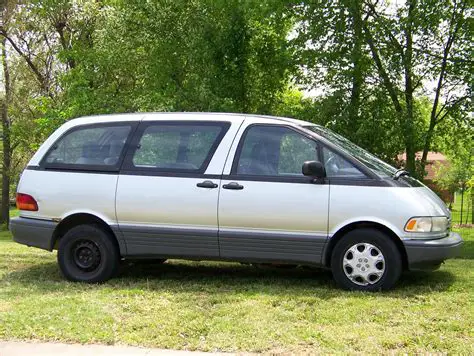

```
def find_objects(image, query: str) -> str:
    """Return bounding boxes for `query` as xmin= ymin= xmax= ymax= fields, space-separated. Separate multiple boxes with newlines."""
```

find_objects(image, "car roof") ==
xmin=66 ymin=112 xmax=317 ymax=128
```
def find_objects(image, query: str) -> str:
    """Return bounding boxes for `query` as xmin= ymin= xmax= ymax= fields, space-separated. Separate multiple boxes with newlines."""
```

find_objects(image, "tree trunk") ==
xmin=471 ymin=187 xmax=473 ymax=224
xmin=1 ymin=36 xmax=11 ymax=228
xmin=347 ymin=0 xmax=363 ymax=124
xmin=421 ymin=1 xmax=465 ymax=169
xmin=403 ymin=0 xmax=416 ymax=176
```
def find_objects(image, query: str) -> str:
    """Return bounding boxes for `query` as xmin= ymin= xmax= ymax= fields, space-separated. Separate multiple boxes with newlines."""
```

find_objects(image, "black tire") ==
xmin=57 ymin=224 xmax=119 ymax=283
xmin=331 ymin=228 xmax=402 ymax=291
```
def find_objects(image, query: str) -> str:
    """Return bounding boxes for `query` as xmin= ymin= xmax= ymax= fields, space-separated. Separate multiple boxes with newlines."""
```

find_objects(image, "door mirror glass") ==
xmin=302 ymin=160 xmax=326 ymax=178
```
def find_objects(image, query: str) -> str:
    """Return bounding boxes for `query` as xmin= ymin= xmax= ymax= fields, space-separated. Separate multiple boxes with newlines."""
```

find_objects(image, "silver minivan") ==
xmin=11 ymin=113 xmax=463 ymax=291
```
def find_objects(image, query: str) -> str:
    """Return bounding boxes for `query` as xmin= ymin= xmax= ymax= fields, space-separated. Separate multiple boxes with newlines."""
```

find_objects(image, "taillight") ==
xmin=16 ymin=193 xmax=38 ymax=211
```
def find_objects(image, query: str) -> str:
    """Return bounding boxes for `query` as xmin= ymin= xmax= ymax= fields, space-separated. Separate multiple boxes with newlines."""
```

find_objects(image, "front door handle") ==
xmin=222 ymin=182 xmax=244 ymax=190
xmin=196 ymin=180 xmax=218 ymax=189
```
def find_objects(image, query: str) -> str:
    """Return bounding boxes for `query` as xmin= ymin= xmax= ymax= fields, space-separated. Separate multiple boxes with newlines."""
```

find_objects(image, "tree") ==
xmin=1 ymin=0 xmax=13 ymax=227
xmin=291 ymin=0 xmax=405 ymax=164
xmin=293 ymin=0 xmax=471 ymax=177
xmin=433 ymin=122 xmax=473 ymax=222
xmin=0 ymin=0 xmax=295 ymax=227
xmin=363 ymin=0 xmax=471 ymax=175
xmin=58 ymin=0 xmax=293 ymax=117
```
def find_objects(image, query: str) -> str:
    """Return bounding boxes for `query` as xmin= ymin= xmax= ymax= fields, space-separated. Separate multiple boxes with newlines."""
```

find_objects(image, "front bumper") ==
xmin=403 ymin=232 xmax=463 ymax=270
xmin=10 ymin=217 xmax=57 ymax=251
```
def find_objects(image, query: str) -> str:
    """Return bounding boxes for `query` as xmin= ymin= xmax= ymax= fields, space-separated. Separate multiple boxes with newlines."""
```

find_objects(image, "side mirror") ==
xmin=302 ymin=160 xmax=326 ymax=179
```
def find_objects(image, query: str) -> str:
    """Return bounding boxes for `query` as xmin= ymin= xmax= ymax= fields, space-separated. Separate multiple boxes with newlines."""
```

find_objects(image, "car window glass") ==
xmin=45 ymin=125 xmax=131 ymax=166
xmin=132 ymin=124 xmax=223 ymax=171
xmin=236 ymin=126 xmax=319 ymax=176
xmin=322 ymin=147 xmax=365 ymax=178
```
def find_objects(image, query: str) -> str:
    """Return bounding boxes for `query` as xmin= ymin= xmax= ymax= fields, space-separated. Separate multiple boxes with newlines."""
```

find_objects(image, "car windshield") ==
xmin=303 ymin=125 xmax=398 ymax=178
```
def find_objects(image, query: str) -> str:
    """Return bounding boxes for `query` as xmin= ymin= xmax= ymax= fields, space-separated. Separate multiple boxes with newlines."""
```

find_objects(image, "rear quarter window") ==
xmin=42 ymin=124 xmax=133 ymax=169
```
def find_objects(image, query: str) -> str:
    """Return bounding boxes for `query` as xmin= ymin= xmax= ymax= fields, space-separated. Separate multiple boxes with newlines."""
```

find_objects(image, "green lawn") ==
xmin=451 ymin=191 xmax=473 ymax=226
xmin=0 ymin=227 xmax=472 ymax=353
xmin=9 ymin=208 xmax=20 ymax=218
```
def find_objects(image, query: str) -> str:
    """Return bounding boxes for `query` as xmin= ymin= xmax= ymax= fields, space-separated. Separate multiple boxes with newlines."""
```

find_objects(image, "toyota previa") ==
xmin=11 ymin=113 xmax=463 ymax=291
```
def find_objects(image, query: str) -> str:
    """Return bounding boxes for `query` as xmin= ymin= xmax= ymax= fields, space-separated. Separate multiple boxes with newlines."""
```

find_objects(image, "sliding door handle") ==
xmin=196 ymin=180 xmax=218 ymax=189
xmin=222 ymin=182 xmax=244 ymax=190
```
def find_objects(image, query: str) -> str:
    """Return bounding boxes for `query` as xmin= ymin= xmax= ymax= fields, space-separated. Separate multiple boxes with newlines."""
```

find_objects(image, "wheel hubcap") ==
xmin=343 ymin=243 xmax=385 ymax=286
xmin=72 ymin=240 xmax=101 ymax=271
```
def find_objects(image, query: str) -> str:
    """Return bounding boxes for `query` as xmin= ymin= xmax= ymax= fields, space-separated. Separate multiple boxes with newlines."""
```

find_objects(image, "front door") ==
xmin=116 ymin=120 xmax=230 ymax=257
xmin=218 ymin=124 xmax=330 ymax=264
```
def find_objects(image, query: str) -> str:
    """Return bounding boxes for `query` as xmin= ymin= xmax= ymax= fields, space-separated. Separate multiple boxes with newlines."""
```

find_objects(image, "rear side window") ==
xmin=43 ymin=124 xmax=132 ymax=169
xmin=128 ymin=122 xmax=229 ymax=172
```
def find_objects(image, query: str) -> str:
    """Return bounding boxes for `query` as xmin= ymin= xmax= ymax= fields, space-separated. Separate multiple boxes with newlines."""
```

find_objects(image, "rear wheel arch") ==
xmin=51 ymin=213 xmax=122 ymax=255
xmin=323 ymin=221 xmax=408 ymax=270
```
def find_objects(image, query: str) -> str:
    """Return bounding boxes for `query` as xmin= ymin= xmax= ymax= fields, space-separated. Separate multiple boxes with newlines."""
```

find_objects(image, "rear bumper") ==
xmin=10 ymin=217 xmax=57 ymax=251
xmin=403 ymin=232 xmax=463 ymax=270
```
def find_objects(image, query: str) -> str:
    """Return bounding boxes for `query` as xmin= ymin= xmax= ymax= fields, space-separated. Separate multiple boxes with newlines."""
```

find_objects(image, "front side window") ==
xmin=44 ymin=125 xmax=132 ymax=167
xmin=305 ymin=125 xmax=397 ymax=177
xmin=235 ymin=125 xmax=319 ymax=176
xmin=322 ymin=147 xmax=365 ymax=178
xmin=131 ymin=123 xmax=227 ymax=172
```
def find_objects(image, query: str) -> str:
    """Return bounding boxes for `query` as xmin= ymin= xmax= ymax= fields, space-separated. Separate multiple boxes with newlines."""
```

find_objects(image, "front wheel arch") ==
xmin=323 ymin=221 xmax=408 ymax=271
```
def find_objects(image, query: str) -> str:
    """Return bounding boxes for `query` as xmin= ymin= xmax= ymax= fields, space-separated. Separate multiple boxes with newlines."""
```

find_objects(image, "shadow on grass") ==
xmin=1 ymin=258 xmax=457 ymax=297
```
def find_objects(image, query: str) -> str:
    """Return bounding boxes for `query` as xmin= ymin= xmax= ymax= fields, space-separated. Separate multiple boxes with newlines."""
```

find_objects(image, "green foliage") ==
xmin=57 ymin=0 xmax=293 ymax=117
xmin=1 ymin=0 xmax=472 ymax=187
xmin=291 ymin=0 xmax=472 ymax=175
xmin=434 ymin=143 xmax=473 ymax=198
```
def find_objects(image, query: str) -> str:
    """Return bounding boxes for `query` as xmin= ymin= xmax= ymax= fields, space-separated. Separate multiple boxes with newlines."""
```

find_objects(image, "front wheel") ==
xmin=58 ymin=224 xmax=119 ymax=283
xmin=331 ymin=228 xmax=402 ymax=291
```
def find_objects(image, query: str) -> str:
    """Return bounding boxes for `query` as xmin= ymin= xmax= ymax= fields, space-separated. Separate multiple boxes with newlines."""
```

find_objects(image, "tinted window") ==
xmin=132 ymin=123 xmax=225 ymax=171
xmin=236 ymin=126 xmax=319 ymax=176
xmin=322 ymin=147 xmax=365 ymax=178
xmin=44 ymin=125 xmax=131 ymax=167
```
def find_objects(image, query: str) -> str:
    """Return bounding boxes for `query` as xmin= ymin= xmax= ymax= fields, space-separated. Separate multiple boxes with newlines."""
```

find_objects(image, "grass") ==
xmin=0 ymin=226 xmax=472 ymax=354
xmin=9 ymin=208 xmax=20 ymax=218
xmin=451 ymin=191 xmax=473 ymax=226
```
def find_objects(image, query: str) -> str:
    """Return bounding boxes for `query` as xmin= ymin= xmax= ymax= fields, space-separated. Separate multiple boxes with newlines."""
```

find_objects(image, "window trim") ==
xmin=121 ymin=120 xmax=231 ymax=175
xmin=39 ymin=122 xmax=139 ymax=173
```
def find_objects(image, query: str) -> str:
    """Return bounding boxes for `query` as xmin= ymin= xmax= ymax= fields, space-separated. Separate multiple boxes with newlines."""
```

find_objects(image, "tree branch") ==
xmin=422 ymin=0 xmax=467 ymax=165
xmin=430 ymin=0 xmax=466 ymax=125
xmin=0 ymin=27 xmax=53 ymax=98
xmin=364 ymin=0 xmax=405 ymax=58
xmin=436 ymin=95 xmax=469 ymax=123
xmin=363 ymin=22 xmax=403 ymax=115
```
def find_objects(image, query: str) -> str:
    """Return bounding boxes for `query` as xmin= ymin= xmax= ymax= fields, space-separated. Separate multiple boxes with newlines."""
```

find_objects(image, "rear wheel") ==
xmin=58 ymin=224 xmax=119 ymax=283
xmin=331 ymin=228 xmax=402 ymax=291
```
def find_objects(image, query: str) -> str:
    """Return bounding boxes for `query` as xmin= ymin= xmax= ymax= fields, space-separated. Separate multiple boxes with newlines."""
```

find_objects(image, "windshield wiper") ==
xmin=393 ymin=169 xmax=410 ymax=180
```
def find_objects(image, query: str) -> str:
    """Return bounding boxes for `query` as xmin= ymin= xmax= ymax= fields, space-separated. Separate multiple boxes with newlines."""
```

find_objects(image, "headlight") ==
xmin=405 ymin=217 xmax=448 ymax=233
xmin=432 ymin=217 xmax=449 ymax=232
